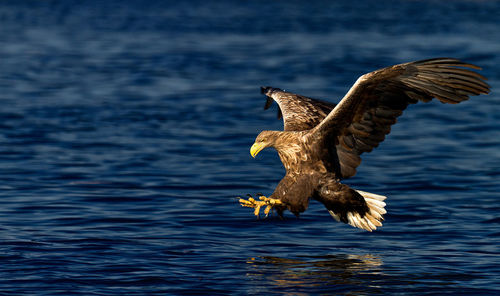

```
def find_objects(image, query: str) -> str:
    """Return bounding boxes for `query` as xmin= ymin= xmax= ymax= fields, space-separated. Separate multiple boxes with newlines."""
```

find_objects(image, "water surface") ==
xmin=0 ymin=0 xmax=499 ymax=295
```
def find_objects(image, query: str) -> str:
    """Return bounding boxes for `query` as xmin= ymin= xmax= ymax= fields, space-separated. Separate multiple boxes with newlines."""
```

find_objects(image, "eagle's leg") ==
xmin=239 ymin=195 xmax=283 ymax=217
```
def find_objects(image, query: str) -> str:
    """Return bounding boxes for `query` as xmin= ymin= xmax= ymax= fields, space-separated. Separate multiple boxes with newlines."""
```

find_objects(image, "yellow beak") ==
xmin=250 ymin=142 xmax=265 ymax=158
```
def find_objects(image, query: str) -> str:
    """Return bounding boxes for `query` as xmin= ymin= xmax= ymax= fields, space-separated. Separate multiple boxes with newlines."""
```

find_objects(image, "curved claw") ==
xmin=239 ymin=195 xmax=283 ymax=217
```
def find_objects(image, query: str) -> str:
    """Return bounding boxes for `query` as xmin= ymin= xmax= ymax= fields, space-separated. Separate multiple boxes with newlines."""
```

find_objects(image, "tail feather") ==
xmin=330 ymin=190 xmax=387 ymax=232
xmin=365 ymin=198 xmax=387 ymax=210
xmin=357 ymin=190 xmax=386 ymax=201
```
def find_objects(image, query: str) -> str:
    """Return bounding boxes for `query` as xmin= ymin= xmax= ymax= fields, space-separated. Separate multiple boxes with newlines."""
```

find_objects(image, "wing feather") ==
xmin=311 ymin=58 xmax=490 ymax=179
xmin=260 ymin=87 xmax=335 ymax=131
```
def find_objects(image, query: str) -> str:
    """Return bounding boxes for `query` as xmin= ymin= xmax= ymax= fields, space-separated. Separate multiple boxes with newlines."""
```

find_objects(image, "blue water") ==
xmin=0 ymin=0 xmax=499 ymax=295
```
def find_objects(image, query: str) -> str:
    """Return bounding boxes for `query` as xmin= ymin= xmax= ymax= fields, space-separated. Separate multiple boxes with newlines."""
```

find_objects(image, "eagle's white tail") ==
xmin=329 ymin=190 xmax=387 ymax=232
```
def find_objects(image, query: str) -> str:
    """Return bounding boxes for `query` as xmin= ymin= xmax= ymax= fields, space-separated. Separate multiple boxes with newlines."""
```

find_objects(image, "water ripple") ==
xmin=0 ymin=0 xmax=499 ymax=295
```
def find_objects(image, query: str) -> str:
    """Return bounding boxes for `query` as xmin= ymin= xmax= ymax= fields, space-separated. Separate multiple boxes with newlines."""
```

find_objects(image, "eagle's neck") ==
xmin=274 ymin=131 xmax=329 ymax=174
xmin=277 ymin=144 xmax=303 ymax=171
xmin=273 ymin=132 xmax=310 ymax=172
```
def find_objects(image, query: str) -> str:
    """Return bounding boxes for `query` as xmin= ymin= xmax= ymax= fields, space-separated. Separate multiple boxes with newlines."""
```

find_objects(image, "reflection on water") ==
xmin=246 ymin=254 xmax=383 ymax=294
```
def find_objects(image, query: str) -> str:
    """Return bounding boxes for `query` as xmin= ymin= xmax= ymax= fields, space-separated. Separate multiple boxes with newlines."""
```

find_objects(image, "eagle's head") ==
xmin=250 ymin=130 xmax=280 ymax=158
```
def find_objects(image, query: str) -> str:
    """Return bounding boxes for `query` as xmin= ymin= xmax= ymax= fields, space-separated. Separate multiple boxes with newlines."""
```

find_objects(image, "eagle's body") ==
xmin=244 ymin=58 xmax=490 ymax=231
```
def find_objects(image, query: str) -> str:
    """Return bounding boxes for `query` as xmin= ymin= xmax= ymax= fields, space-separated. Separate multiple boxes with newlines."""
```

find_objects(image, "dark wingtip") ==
xmin=262 ymin=87 xmax=274 ymax=110
xmin=261 ymin=87 xmax=284 ymax=110
xmin=261 ymin=86 xmax=271 ymax=95
xmin=264 ymin=97 xmax=273 ymax=110
xmin=261 ymin=86 xmax=283 ymax=96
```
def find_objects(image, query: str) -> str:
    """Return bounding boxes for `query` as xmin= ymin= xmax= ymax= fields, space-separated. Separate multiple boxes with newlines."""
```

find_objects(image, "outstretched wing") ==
xmin=312 ymin=58 xmax=490 ymax=179
xmin=261 ymin=87 xmax=335 ymax=131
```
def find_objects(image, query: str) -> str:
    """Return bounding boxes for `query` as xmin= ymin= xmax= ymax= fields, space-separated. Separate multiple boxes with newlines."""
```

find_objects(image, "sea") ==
xmin=0 ymin=0 xmax=499 ymax=295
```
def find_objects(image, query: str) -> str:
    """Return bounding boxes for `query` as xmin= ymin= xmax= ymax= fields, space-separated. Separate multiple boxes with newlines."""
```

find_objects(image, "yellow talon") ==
xmin=254 ymin=205 xmax=261 ymax=216
xmin=238 ymin=199 xmax=252 ymax=206
xmin=238 ymin=195 xmax=283 ymax=217
xmin=264 ymin=205 xmax=272 ymax=216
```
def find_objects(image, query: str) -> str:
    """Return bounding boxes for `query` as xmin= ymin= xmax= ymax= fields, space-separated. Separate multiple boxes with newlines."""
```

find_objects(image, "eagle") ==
xmin=239 ymin=58 xmax=490 ymax=231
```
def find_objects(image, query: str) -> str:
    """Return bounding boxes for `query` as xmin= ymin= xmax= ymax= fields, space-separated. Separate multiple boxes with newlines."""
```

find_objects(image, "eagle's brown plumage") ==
xmin=249 ymin=58 xmax=490 ymax=231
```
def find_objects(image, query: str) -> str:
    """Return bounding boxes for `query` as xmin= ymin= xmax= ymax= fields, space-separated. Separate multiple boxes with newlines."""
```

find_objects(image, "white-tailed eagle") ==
xmin=240 ymin=58 xmax=490 ymax=231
